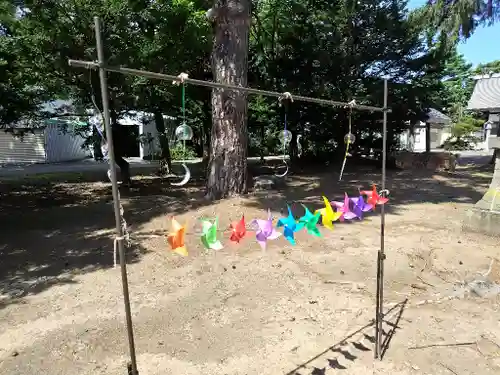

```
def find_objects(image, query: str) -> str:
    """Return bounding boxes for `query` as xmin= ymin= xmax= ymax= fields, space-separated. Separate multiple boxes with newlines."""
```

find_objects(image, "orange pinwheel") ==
xmin=167 ymin=217 xmax=188 ymax=256
xmin=360 ymin=184 xmax=389 ymax=209
xmin=229 ymin=215 xmax=247 ymax=243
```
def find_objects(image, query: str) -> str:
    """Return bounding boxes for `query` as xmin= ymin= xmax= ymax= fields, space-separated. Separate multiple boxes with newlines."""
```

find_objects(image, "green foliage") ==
xmin=439 ymin=48 xmax=475 ymax=121
xmin=2 ymin=0 xmax=496 ymax=164
xmin=169 ymin=142 xmax=197 ymax=161
xmin=0 ymin=0 xmax=50 ymax=127
xmin=248 ymin=0 xmax=455 ymax=159
xmin=472 ymin=59 xmax=500 ymax=75
xmin=451 ymin=116 xmax=484 ymax=138
xmin=443 ymin=115 xmax=484 ymax=150
xmin=419 ymin=0 xmax=499 ymax=41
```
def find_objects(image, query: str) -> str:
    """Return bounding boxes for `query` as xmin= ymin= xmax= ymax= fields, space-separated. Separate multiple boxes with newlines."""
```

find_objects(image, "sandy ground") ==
xmin=0 ymin=164 xmax=499 ymax=375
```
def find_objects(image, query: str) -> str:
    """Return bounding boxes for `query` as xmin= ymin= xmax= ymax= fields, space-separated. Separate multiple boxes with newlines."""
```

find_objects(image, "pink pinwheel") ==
xmin=350 ymin=194 xmax=372 ymax=219
xmin=332 ymin=193 xmax=358 ymax=221
xmin=251 ymin=209 xmax=282 ymax=251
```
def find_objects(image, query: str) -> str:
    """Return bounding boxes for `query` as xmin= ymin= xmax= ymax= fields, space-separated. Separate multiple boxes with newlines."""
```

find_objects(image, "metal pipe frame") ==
xmin=68 ymin=59 xmax=391 ymax=114
xmin=375 ymin=79 xmax=389 ymax=360
xmin=93 ymin=17 xmax=139 ymax=375
xmin=69 ymin=17 xmax=390 ymax=373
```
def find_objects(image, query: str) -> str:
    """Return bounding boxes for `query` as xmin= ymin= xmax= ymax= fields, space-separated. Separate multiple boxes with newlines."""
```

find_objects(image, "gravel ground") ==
xmin=0 ymin=165 xmax=499 ymax=375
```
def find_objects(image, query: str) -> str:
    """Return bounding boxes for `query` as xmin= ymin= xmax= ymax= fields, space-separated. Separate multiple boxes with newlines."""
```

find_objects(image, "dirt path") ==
xmin=0 ymin=166 xmax=499 ymax=375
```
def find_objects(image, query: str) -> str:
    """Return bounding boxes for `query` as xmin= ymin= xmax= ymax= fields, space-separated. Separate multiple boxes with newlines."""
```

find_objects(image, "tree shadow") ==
xmin=0 ymin=160 xmax=492 ymax=310
xmin=244 ymin=162 xmax=492 ymax=220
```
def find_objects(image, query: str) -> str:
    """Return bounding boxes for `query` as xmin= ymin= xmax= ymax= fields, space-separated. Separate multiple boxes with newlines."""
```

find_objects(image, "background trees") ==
xmin=1 ymin=0 xmax=499 ymax=196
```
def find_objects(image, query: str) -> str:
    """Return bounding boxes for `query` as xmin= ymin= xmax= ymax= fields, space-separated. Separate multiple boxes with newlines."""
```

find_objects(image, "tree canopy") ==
xmin=422 ymin=0 xmax=499 ymax=40
xmin=0 ymin=0 xmax=497 ymax=165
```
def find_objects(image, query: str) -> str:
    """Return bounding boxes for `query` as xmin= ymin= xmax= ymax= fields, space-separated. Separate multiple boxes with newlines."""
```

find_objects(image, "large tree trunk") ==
xmin=206 ymin=0 xmax=251 ymax=200
xmin=425 ymin=121 xmax=431 ymax=153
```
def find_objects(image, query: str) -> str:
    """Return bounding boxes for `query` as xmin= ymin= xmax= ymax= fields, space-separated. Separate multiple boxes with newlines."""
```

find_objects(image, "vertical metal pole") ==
xmin=94 ymin=17 xmax=139 ymax=375
xmin=375 ymin=79 xmax=388 ymax=359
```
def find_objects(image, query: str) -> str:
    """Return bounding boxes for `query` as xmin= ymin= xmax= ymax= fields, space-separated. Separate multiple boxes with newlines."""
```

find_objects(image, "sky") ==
xmin=408 ymin=0 xmax=500 ymax=67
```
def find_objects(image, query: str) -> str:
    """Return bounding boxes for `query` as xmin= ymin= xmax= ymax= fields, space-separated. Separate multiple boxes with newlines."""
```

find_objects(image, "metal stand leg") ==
xmin=375 ymin=79 xmax=389 ymax=360
xmin=94 ymin=17 xmax=139 ymax=375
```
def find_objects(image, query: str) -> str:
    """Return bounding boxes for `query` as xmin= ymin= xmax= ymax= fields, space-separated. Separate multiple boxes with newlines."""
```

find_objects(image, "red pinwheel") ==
xmin=229 ymin=215 xmax=247 ymax=243
xmin=360 ymin=184 xmax=389 ymax=209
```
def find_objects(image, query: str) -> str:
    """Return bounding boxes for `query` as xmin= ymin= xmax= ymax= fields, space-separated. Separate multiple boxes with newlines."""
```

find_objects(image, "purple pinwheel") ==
xmin=331 ymin=193 xmax=358 ymax=221
xmin=251 ymin=209 xmax=282 ymax=251
xmin=350 ymin=194 xmax=373 ymax=219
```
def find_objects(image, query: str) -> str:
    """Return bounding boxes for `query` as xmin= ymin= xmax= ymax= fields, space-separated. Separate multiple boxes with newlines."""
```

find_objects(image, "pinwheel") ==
xmin=360 ymin=184 xmax=389 ymax=209
xmin=315 ymin=196 xmax=343 ymax=230
xmin=251 ymin=209 xmax=282 ymax=251
xmin=167 ymin=217 xmax=188 ymax=256
xmin=350 ymin=194 xmax=372 ymax=219
xmin=332 ymin=193 xmax=358 ymax=221
xmin=298 ymin=205 xmax=322 ymax=237
xmin=200 ymin=218 xmax=224 ymax=250
xmin=277 ymin=205 xmax=305 ymax=244
xmin=229 ymin=215 xmax=247 ymax=243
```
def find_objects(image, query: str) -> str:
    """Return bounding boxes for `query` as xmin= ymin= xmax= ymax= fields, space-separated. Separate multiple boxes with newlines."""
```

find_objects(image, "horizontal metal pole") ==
xmin=68 ymin=59 xmax=391 ymax=113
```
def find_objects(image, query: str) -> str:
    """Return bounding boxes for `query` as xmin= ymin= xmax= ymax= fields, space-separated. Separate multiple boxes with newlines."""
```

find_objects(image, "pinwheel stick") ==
xmin=133 ymin=226 xmax=256 ymax=239
xmin=67 ymin=17 xmax=391 ymax=370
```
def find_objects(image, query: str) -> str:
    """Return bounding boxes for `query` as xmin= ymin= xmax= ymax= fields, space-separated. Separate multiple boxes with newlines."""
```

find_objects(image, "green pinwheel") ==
xmin=298 ymin=205 xmax=322 ymax=237
xmin=200 ymin=218 xmax=224 ymax=250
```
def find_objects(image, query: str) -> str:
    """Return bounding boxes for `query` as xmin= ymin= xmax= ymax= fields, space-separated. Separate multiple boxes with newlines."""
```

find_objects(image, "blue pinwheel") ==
xmin=277 ymin=205 xmax=305 ymax=245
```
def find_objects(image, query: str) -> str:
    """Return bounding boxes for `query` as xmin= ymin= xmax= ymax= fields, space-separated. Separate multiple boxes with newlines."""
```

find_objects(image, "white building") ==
xmin=89 ymin=111 xmax=176 ymax=160
xmin=467 ymin=73 xmax=500 ymax=151
xmin=399 ymin=108 xmax=452 ymax=151
xmin=0 ymin=100 xmax=91 ymax=165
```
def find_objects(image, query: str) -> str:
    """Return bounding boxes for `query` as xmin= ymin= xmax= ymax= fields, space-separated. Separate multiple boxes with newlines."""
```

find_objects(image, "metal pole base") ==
xmin=128 ymin=362 xmax=138 ymax=375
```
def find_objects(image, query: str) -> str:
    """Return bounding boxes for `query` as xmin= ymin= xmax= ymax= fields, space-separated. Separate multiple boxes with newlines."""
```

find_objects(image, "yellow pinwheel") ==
xmin=315 ymin=196 xmax=342 ymax=230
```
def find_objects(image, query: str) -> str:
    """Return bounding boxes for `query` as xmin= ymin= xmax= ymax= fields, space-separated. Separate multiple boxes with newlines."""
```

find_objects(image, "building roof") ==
xmin=467 ymin=77 xmax=500 ymax=112
xmin=426 ymin=108 xmax=451 ymax=125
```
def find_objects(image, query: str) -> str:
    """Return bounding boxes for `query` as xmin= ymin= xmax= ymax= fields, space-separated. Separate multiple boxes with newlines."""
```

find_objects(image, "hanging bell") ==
xmin=279 ymin=130 xmax=292 ymax=145
xmin=175 ymin=123 xmax=193 ymax=141
xmin=344 ymin=133 xmax=356 ymax=144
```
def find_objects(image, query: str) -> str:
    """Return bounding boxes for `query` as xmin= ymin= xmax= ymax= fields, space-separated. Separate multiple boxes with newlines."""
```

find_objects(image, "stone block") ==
xmin=253 ymin=175 xmax=285 ymax=191
xmin=462 ymin=206 xmax=500 ymax=237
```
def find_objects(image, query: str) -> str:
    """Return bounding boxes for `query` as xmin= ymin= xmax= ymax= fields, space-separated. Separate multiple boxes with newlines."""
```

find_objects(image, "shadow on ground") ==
xmin=0 ymin=159 xmax=493 ymax=310
xmin=285 ymin=300 xmax=408 ymax=375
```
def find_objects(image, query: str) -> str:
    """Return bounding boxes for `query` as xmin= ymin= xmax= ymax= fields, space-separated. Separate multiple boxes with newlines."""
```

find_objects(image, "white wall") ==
xmin=399 ymin=127 xmax=426 ymax=152
xmin=139 ymin=117 xmax=160 ymax=159
xmin=0 ymin=130 xmax=46 ymax=164
xmin=399 ymin=123 xmax=452 ymax=152
xmin=44 ymin=121 xmax=91 ymax=163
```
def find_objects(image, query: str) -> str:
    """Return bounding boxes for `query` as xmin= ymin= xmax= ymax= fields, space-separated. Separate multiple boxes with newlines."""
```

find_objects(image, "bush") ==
xmin=169 ymin=142 xmax=197 ymax=160
xmin=443 ymin=136 xmax=479 ymax=151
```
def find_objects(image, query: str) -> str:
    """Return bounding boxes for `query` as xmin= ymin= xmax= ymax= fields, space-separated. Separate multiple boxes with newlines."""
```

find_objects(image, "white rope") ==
xmin=106 ymin=169 xmax=131 ymax=267
xmin=346 ymin=99 xmax=356 ymax=108
xmin=279 ymin=91 xmax=294 ymax=103
xmin=339 ymin=100 xmax=356 ymax=181
xmin=172 ymin=72 xmax=189 ymax=85
xmin=379 ymin=189 xmax=390 ymax=196
xmin=113 ymin=236 xmax=125 ymax=268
